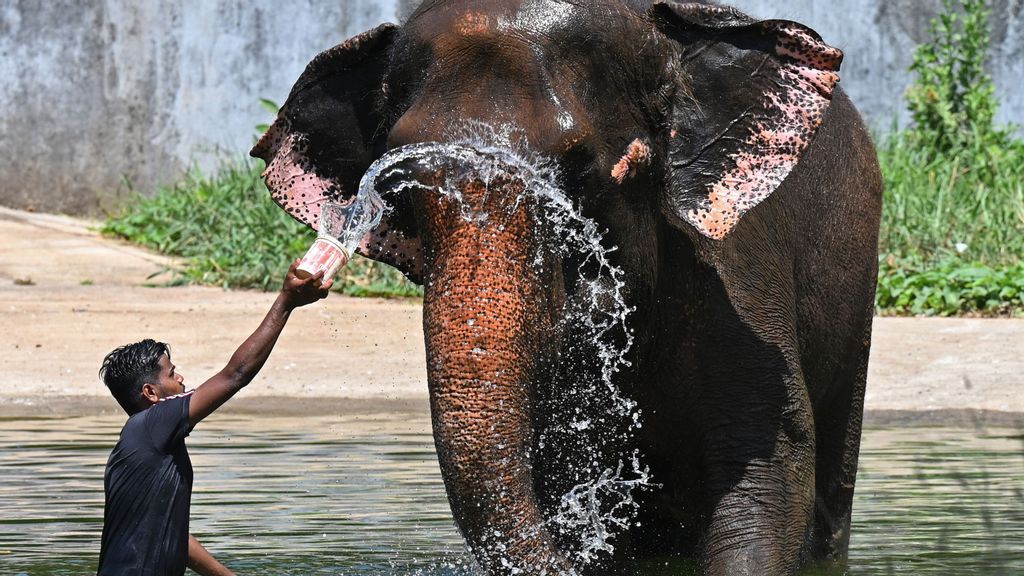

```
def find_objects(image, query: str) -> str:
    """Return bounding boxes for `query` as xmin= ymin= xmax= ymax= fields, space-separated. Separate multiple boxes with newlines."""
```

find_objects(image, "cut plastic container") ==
xmin=296 ymin=236 xmax=348 ymax=281
xmin=295 ymin=195 xmax=384 ymax=282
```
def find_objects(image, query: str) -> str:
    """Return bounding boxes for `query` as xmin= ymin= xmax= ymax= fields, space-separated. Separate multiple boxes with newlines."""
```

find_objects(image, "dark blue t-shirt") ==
xmin=98 ymin=393 xmax=194 ymax=576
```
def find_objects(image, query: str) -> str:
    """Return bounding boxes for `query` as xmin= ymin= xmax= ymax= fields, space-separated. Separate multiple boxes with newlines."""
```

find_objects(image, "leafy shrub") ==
xmin=904 ymin=0 xmax=1012 ymax=158
xmin=877 ymin=0 xmax=1023 ymax=316
xmin=878 ymin=256 xmax=1024 ymax=316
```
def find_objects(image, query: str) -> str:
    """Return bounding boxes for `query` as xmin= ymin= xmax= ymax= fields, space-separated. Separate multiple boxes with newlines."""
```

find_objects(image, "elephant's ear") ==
xmin=251 ymin=23 xmax=423 ymax=283
xmin=650 ymin=2 xmax=843 ymax=240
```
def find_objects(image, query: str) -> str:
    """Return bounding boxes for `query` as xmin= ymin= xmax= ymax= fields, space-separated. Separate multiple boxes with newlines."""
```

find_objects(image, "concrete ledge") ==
xmin=863 ymin=409 xmax=1024 ymax=429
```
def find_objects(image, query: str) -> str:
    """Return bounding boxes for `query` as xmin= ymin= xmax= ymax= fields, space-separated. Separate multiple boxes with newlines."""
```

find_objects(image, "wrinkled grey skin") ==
xmin=251 ymin=1 xmax=883 ymax=574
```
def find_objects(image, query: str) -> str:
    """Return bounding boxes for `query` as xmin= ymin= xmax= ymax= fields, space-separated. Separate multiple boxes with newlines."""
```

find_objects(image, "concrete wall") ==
xmin=0 ymin=0 xmax=417 ymax=214
xmin=1 ymin=0 xmax=1022 ymax=214
xmin=730 ymin=0 xmax=1024 ymax=134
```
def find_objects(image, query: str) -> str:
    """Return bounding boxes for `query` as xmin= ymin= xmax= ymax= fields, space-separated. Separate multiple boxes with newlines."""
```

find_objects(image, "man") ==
xmin=97 ymin=261 xmax=332 ymax=575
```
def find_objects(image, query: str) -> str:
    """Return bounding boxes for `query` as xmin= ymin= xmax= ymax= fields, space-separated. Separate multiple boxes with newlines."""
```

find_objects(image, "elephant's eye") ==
xmin=553 ymin=144 xmax=596 ymax=195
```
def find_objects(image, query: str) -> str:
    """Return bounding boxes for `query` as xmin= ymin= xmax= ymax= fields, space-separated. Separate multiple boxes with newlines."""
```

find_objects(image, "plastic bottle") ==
xmin=296 ymin=192 xmax=384 ymax=281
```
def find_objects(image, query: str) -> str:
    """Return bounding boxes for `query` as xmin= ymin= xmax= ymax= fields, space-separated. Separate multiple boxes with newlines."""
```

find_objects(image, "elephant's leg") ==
xmin=690 ymin=316 xmax=817 ymax=576
xmin=804 ymin=320 xmax=873 ymax=569
xmin=805 ymin=401 xmax=862 ymax=571
xmin=698 ymin=386 xmax=817 ymax=576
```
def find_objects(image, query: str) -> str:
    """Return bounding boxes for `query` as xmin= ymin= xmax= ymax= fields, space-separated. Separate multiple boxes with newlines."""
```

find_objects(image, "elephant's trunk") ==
xmin=417 ymin=171 xmax=574 ymax=575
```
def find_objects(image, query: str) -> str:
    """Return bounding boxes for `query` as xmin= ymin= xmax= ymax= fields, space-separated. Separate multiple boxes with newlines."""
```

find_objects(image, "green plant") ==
xmin=904 ymin=0 xmax=1012 ymax=157
xmin=877 ymin=134 xmax=1024 ymax=266
xmin=876 ymin=0 xmax=1023 ymax=316
xmin=877 ymin=256 xmax=1024 ymax=317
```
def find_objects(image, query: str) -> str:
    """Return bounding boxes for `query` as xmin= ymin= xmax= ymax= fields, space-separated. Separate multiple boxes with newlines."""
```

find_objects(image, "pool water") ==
xmin=0 ymin=414 xmax=1020 ymax=575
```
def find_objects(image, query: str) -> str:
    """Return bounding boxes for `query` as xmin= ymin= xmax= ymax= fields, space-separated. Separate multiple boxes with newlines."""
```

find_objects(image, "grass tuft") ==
xmin=877 ymin=136 xmax=1024 ymax=268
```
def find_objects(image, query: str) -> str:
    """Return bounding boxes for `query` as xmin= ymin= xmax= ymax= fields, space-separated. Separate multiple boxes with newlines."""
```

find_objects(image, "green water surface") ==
xmin=0 ymin=414 xmax=1020 ymax=575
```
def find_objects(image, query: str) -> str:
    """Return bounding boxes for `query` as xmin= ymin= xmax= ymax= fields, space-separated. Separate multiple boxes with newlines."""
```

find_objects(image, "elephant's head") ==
xmin=252 ymin=1 xmax=842 ymax=573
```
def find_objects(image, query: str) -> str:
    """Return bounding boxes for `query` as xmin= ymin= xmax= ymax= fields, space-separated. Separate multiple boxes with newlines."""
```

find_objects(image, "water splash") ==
xmin=549 ymin=451 xmax=653 ymax=564
xmin=359 ymin=122 xmax=652 ymax=566
xmin=318 ymin=191 xmax=386 ymax=255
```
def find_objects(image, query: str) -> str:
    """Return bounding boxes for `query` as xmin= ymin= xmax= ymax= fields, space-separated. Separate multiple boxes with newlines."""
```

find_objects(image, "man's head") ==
xmin=99 ymin=339 xmax=186 ymax=414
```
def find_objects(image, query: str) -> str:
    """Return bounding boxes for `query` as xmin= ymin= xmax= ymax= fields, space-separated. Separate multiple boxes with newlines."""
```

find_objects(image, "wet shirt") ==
xmin=98 ymin=393 xmax=194 ymax=576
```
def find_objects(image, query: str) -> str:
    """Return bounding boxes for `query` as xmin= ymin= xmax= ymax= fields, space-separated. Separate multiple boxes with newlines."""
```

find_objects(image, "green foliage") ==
xmin=877 ymin=135 xmax=1024 ymax=267
xmin=102 ymin=160 xmax=421 ymax=298
xmin=904 ymin=0 xmax=1012 ymax=157
xmin=878 ymin=0 xmax=1023 ymax=316
xmin=877 ymin=256 xmax=1024 ymax=317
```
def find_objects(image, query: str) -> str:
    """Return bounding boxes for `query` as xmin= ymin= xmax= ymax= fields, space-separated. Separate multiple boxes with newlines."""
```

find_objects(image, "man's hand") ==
xmin=281 ymin=258 xmax=333 ymax=309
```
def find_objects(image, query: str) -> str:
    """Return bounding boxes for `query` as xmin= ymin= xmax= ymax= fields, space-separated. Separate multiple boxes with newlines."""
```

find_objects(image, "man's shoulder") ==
xmin=118 ymin=393 xmax=192 ymax=444
xmin=131 ymin=391 xmax=193 ymax=421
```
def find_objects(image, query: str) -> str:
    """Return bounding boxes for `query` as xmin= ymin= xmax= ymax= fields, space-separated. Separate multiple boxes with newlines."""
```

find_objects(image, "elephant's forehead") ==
xmin=427 ymin=0 xmax=589 ymax=40
xmin=496 ymin=0 xmax=585 ymax=36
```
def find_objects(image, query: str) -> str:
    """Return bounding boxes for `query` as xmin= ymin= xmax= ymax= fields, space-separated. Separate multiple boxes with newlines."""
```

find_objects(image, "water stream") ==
xmin=360 ymin=129 xmax=650 ymax=563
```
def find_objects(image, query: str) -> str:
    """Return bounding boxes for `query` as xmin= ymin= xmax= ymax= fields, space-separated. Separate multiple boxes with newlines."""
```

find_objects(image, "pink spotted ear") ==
xmin=650 ymin=2 xmax=843 ymax=240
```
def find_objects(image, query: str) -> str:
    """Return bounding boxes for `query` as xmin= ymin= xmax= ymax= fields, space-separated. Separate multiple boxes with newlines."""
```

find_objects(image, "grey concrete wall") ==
xmin=730 ymin=0 xmax=1024 ymax=134
xmin=0 ymin=0 xmax=417 ymax=214
xmin=1 ymin=0 xmax=1022 ymax=214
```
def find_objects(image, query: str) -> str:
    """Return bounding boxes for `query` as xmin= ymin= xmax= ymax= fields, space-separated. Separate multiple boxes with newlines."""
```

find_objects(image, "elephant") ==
xmin=251 ymin=1 xmax=882 ymax=574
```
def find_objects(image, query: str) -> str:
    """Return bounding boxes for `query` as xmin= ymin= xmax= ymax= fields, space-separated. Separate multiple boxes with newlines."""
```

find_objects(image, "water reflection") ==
xmin=0 ymin=415 xmax=1020 ymax=575
xmin=0 ymin=414 xmax=469 ymax=575
xmin=849 ymin=427 xmax=1024 ymax=575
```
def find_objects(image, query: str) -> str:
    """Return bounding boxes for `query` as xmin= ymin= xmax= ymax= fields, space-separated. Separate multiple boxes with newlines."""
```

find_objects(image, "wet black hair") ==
xmin=99 ymin=339 xmax=170 ymax=414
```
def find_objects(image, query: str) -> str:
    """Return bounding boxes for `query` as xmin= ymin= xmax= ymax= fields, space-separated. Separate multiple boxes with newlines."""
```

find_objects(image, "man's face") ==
xmin=148 ymin=354 xmax=185 ymax=399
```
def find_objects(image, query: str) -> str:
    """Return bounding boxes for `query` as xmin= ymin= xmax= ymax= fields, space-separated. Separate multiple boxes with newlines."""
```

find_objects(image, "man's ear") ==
xmin=140 ymin=383 xmax=160 ymax=404
xmin=650 ymin=2 xmax=843 ymax=240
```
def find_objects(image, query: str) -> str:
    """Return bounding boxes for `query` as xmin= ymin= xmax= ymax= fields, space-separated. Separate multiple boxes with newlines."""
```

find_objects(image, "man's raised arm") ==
xmin=188 ymin=260 xmax=332 ymax=426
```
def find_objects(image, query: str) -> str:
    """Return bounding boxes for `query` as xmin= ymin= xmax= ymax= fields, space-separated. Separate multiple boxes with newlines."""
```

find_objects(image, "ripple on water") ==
xmin=0 ymin=416 xmax=1021 ymax=575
